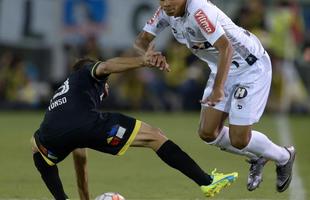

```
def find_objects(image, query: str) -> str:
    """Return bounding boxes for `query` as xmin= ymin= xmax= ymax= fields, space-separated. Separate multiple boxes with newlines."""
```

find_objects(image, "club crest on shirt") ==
xmin=186 ymin=27 xmax=196 ymax=37
xmin=194 ymin=9 xmax=215 ymax=34
xmin=107 ymin=125 xmax=126 ymax=146
xmin=156 ymin=20 xmax=166 ymax=29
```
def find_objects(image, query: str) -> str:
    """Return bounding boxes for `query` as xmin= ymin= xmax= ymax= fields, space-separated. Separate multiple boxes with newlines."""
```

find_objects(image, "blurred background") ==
xmin=0 ymin=0 xmax=309 ymax=113
xmin=1 ymin=0 xmax=310 ymax=199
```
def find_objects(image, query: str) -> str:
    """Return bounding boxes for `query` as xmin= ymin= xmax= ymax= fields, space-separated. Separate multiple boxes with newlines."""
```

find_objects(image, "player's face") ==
xmin=159 ymin=0 xmax=186 ymax=17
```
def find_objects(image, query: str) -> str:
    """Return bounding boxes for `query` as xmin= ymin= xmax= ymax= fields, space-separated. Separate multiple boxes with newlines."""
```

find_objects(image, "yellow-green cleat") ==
xmin=201 ymin=169 xmax=238 ymax=197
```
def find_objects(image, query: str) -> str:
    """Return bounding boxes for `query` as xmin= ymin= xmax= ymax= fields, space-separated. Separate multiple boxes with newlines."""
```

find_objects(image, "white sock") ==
xmin=207 ymin=126 xmax=258 ymax=160
xmin=243 ymin=130 xmax=290 ymax=165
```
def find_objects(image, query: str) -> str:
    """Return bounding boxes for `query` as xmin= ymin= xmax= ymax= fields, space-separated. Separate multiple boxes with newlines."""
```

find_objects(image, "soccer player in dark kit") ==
xmin=31 ymin=44 xmax=238 ymax=199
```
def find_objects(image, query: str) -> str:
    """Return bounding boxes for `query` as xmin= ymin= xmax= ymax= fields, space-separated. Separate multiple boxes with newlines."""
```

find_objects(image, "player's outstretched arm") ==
xmin=134 ymin=31 xmax=156 ymax=55
xmin=72 ymin=148 xmax=89 ymax=200
xmin=94 ymin=43 xmax=169 ymax=78
xmin=134 ymin=31 xmax=170 ymax=72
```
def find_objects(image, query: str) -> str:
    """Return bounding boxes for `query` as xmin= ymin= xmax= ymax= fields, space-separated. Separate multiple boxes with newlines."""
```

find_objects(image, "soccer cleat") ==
xmin=246 ymin=157 xmax=268 ymax=191
xmin=276 ymin=146 xmax=296 ymax=192
xmin=201 ymin=169 xmax=238 ymax=197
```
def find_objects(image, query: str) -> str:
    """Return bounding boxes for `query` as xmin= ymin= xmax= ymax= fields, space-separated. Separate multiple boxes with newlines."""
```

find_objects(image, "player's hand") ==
xmin=144 ymin=42 xmax=171 ymax=72
xmin=200 ymin=87 xmax=224 ymax=106
xmin=152 ymin=54 xmax=170 ymax=72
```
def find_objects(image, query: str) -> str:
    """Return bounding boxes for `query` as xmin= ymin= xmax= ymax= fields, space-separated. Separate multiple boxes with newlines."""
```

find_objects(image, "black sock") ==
xmin=156 ymin=140 xmax=212 ymax=186
xmin=33 ymin=152 xmax=68 ymax=200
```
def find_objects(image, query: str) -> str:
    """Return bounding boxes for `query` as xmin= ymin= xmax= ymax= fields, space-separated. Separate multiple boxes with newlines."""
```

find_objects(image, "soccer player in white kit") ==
xmin=134 ymin=0 xmax=296 ymax=192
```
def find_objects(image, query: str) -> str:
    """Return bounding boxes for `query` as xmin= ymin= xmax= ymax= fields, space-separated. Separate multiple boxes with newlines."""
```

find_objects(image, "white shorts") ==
xmin=202 ymin=52 xmax=272 ymax=125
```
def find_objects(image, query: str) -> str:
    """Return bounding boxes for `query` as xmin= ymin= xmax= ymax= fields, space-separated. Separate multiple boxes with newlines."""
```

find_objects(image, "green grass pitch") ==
xmin=0 ymin=111 xmax=309 ymax=199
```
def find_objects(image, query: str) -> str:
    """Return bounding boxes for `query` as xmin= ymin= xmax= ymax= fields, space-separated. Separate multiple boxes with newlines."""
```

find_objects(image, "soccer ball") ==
xmin=95 ymin=192 xmax=125 ymax=200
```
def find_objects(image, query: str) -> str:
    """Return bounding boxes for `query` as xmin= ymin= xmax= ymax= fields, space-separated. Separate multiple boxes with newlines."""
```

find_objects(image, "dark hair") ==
xmin=71 ymin=58 xmax=96 ymax=71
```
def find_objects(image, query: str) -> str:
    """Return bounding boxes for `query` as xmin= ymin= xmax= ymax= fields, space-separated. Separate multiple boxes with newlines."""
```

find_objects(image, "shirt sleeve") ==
xmin=143 ymin=7 xmax=170 ymax=36
xmin=192 ymin=5 xmax=225 ymax=45
xmin=86 ymin=61 xmax=109 ymax=82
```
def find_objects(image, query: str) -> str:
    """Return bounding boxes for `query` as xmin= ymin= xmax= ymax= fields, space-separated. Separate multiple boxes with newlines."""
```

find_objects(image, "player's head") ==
xmin=71 ymin=58 xmax=96 ymax=72
xmin=159 ymin=0 xmax=187 ymax=17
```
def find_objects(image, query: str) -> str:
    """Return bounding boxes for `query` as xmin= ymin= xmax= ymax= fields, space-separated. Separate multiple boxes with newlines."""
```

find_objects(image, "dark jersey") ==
xmin=34 ymin=61 xmax=139 ymax=164
xmin=39 ymin=62 xmax=108 ymax=139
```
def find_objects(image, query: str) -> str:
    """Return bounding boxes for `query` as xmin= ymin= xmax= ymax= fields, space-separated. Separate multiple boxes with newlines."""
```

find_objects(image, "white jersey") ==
xmin=143 ymin=0 xmax=266 ymax=75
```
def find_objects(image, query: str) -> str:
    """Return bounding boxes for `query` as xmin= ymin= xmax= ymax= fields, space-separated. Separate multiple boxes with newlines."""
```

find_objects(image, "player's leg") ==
xmin=229 ymin=125 xmax=294 ymax=192
xmin=198 ymin=106 xmax=258 ymax=159
xmin=199 ymin=74 xmax=269 ymax=192
xmin=31 ymin=134 xmax=69 ymax=200
xmin=228 ymin=52 xmax=295 ymax=192
xmin=88 ymin=113 xmax=216 ymax=186
xmin=90 ymin=112 xmax=237 ymax=197
xmin=131 ymin=122 xmax=238 ymax=197
xmin=229 ymin=125 xmax=289 ymax=165
xmin=199 ymin=104 xmax=270 ymax=191
xmin=132 ymin=122 xmax=214 ymax=186
xmin=72 ymin=148 xmax=89 ymax=200
xmin=199 ymin=75 xmax=259 ymax=160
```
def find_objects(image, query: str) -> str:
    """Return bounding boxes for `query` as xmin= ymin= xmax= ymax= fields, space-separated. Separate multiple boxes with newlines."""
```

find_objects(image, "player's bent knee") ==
xmin=133 ymin=123 xmax=168 ymax=150
xmin=197 ymin=127 xmax=218 ymax=143
xmin=229 ymin=126 xmax=251 ymax=149
xmin=151 ymin=127 xmax=168 ymax=143
xmin=146 ymin=127 xmax=168 ymax=150
xmin=230 ymin=138 xmax=248 ymax=149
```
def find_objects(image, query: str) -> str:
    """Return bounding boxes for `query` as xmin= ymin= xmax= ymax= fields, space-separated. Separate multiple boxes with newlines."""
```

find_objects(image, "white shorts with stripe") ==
xmin=202 ymin=52 xmax=272 ymax=125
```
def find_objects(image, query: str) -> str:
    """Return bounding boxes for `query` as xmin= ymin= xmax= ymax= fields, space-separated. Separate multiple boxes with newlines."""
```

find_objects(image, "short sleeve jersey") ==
xmin=143 ymin=0 xmax=265 ymax=75
xmin=40 ymin=62 xmax=109 ymax=136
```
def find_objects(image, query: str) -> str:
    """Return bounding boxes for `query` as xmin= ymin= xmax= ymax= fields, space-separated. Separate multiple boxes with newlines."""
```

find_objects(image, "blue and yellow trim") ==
xmin=117 ymin=120 xmax=142 ymax=156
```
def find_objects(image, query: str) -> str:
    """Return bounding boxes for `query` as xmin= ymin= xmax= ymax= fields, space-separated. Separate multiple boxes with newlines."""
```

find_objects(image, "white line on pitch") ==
xmin=275 ymin=114 xmax=306 ymax=200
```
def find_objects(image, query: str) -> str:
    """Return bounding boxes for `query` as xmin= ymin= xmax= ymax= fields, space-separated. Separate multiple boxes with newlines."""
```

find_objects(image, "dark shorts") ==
xmin=34 ymin=112 xmax=141 ymax=165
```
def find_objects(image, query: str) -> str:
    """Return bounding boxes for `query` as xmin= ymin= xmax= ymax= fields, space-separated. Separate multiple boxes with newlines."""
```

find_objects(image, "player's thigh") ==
xmin=87 ymin=112 xmax=139 ymax=156
xmin=131 ymin=122 xmax=168 ymax=151
xmin=200 ymin=73 xmax=229 ymax=140
xmin=31 ymin=130 xmax=71 ymax=165
xmin=199 ymin=106 xmax=228 ymax=140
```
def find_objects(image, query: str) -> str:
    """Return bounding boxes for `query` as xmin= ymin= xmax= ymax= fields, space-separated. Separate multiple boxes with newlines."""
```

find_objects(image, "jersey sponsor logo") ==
xmin=107 ymin=125 xmax=127 ymax=146
xmin=234 ymin=87 xmax=248 ymax=99
xmin=194 ymin=9 xmax=215 ymax=34
xmin=147 ymin=7 xmax=161 ymax=25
